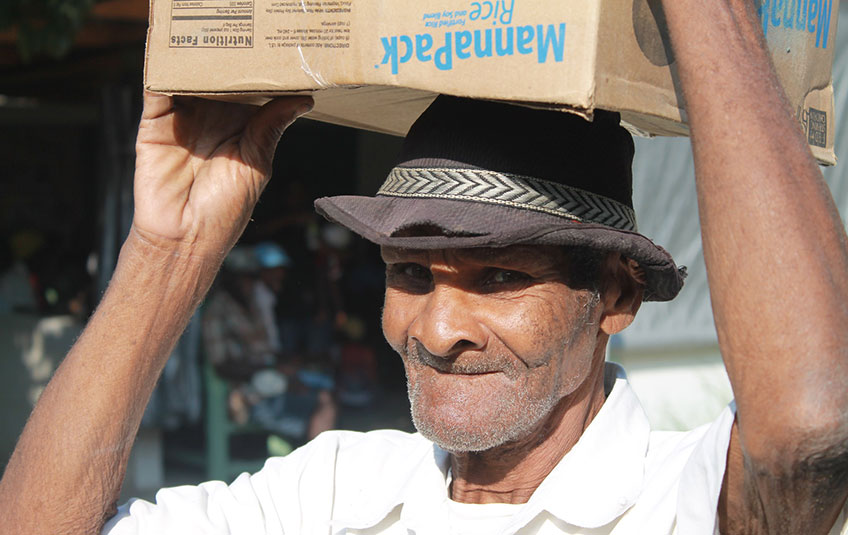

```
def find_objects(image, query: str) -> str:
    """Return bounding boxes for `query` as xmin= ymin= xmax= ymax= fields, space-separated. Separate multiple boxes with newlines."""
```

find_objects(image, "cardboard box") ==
xmin=145 ymin=0 xmax=840 ymax=165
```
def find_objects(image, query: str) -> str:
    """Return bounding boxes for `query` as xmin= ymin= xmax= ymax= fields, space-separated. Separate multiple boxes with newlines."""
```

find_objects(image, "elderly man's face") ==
xmin=381 ymin=245 xmax=607 ymax=453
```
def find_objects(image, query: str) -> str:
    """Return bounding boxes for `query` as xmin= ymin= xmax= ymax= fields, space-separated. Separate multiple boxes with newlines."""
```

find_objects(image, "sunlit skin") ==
xmin=381 ymin=245 xmax=643 ymax=504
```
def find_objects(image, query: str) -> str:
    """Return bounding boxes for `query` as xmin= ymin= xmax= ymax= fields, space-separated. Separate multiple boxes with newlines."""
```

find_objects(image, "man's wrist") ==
xmin=114 ymin=225 xmax=224 ymax=306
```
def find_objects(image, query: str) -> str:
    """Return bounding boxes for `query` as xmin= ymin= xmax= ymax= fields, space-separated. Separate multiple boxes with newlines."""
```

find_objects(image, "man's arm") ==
xmin=0 ymin=92 xmax=312 ymax=535
xmin=660 ymin=1 xmax=848 ymax=532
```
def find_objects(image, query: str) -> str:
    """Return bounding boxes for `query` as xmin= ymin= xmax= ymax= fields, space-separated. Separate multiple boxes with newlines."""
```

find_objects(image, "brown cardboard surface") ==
xmin=146 ymin=0 xmax=840 ymax=164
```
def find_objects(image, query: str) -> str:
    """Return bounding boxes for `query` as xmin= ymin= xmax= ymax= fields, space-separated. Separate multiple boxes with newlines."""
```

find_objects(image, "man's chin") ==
xmin=409 ymin=396 xmax=555 ymax=453
xmin=412 ymin=414 xmax=512 ymax=453
xmin=405 ymin=367 xmax=563 ymax=453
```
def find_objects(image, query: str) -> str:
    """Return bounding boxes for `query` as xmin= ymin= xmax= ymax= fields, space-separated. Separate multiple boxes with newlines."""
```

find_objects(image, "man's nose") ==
xmin=407 ymin=284 xmax=486 ymax=357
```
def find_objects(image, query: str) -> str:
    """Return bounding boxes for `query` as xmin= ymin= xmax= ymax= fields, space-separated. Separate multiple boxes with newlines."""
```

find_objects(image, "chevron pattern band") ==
xmin=377 ymin=167 xmax=638 ymax=231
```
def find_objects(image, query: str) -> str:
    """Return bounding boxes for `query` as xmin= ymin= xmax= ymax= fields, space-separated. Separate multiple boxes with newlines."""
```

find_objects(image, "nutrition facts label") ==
xmin=264 ymin=1 xmax=352 ymax=50
xmin=169 ymin=0 xmax=254 ymax=48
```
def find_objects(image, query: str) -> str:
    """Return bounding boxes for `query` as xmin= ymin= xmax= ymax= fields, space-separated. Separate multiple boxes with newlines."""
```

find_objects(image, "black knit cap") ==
xmin=315 ymin=96 xmax=685 ymax=301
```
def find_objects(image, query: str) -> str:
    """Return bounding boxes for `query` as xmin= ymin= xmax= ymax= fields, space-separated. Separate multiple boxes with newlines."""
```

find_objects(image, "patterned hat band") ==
xmin=377 ymin=167 xmax=639 ymax=232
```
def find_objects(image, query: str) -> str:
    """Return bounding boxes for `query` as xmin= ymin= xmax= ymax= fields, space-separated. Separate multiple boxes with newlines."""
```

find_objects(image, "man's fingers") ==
xmin=242 ymin=95 xmax=315 ymax=169
xmin=141 ymin=90 xmax=176 ymax=121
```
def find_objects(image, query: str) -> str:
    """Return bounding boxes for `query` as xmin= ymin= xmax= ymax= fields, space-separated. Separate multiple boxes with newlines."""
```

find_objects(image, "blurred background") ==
xmin=1 ymin=0 xmax=847 ymax=503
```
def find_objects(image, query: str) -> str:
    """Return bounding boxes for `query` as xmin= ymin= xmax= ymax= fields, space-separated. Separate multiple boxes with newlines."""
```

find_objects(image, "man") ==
xmin=253 ymin=241 xmax=292 ymax=354
xmin=1 ymin=1 xmax=847 ymax=534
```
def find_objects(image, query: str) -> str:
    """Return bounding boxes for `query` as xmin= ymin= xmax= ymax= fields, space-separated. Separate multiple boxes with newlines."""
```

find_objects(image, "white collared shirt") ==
xmin=103 ymin=364 xmax=847 ymax=535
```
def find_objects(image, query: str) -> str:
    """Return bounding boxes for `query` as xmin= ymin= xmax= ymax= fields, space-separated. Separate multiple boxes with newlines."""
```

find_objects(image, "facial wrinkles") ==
xmin=383 ymin=245 xmax=607 ymax=453
xmin=399 ymin=290 xmax=600 ymax=453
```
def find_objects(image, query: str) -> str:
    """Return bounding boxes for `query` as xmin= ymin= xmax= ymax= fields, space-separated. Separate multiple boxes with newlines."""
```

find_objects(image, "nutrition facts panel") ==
xmin=169 ymin=0 xmax=254 ymax=48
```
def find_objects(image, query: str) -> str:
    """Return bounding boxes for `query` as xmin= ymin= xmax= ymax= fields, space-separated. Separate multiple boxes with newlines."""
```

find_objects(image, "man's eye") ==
xmin=483 ymin=269 xmax=530 ymax=286
xmin=402 ymin=263 xmax=430 ymax=279
xmin=386 ymin=263 xmax=432 ymax=294
xmin=387 ymin=263 xmax=431 ymax=281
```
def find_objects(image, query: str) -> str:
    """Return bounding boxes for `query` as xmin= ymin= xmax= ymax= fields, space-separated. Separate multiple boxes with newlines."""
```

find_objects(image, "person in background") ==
xmin=252 ymin=241 xmax=291 ymax=353
xmin=202 ymin=246 xmax=277 ymax=424
xmin=203 ymin=245 xmax=337 ymax=440
xmin=335 ymin=315 xmax=379 ymax=407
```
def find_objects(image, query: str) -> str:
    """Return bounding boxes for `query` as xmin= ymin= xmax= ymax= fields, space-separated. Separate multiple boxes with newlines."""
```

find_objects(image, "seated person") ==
xmin=202 ymin=246 xmax=336 ymax=441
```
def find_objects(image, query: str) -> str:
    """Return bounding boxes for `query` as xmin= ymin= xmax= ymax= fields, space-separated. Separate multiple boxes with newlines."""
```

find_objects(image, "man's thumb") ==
xmin=244 ymin=96 xmax=315 ymax=167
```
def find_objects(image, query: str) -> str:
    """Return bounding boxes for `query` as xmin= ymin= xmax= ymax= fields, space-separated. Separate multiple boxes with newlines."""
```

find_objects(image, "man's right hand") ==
xmin=0 ymin=92 xmax=312 ymax=535
xmin=132 ymin=92 xmax=313 ymax=261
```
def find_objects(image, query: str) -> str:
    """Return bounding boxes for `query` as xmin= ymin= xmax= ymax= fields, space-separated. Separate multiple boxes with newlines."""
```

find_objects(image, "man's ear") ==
xmin=598 ymin=255 xmax=644 ymax=335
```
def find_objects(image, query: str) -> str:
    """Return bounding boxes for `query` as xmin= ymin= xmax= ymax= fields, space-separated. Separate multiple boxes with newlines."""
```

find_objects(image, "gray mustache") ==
xmin=409 ymin=341 xmax=514 ymax=375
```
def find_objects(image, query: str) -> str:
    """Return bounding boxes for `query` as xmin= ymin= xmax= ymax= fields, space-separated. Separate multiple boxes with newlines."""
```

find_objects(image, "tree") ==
xmin=0 ymin=0 xmax=98 ymax=61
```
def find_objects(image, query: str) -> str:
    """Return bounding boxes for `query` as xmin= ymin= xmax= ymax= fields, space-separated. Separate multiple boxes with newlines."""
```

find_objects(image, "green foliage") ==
xmin=0 ymin=0 xmax=99 ymax=61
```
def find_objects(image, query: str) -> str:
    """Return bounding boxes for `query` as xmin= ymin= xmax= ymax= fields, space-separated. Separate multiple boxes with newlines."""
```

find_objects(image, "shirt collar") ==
xmin=331 ymin=363 xmax=650 ymax=533
xmin=330 ymin=434 xmax=451 ymax=533
xmin=513 ymin=362 xmax=650 ymax=529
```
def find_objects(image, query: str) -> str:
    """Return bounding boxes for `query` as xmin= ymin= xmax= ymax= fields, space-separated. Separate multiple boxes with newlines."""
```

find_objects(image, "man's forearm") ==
xmin=661 ymin=0 xmax=848 ymax=530
xmin=662 ymin=0 xmax=848 ymax=440
xmin=0 ymin=227 xmax=219 ymax=535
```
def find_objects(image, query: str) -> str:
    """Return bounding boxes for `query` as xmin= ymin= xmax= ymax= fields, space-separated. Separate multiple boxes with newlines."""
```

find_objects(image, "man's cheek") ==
xmin=494 ymin=308 xmax=566 ymax=368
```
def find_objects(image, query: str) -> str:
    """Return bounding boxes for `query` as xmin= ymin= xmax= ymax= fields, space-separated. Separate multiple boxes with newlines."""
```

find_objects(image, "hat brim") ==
xmin=315 ymin=195 xmax=684 ymax=301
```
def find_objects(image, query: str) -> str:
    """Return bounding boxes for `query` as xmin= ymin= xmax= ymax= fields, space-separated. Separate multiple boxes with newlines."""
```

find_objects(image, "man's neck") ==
xmin=448 ymin=363 xmax=608 ymax=505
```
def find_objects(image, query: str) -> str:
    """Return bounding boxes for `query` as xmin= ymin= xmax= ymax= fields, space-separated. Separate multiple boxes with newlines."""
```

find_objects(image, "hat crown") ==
xmin=396 ymin=96 xmax=635 ymax=210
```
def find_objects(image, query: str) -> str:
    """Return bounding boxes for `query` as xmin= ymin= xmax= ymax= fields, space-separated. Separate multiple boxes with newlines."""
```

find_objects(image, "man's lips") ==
xmin=409 ymin=341 xmax=512 ymax=375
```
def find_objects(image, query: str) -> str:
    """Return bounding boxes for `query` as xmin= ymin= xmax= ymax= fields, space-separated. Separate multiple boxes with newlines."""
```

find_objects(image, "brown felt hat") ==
xmin=315 ymin=96 xmax=686 ymax=301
